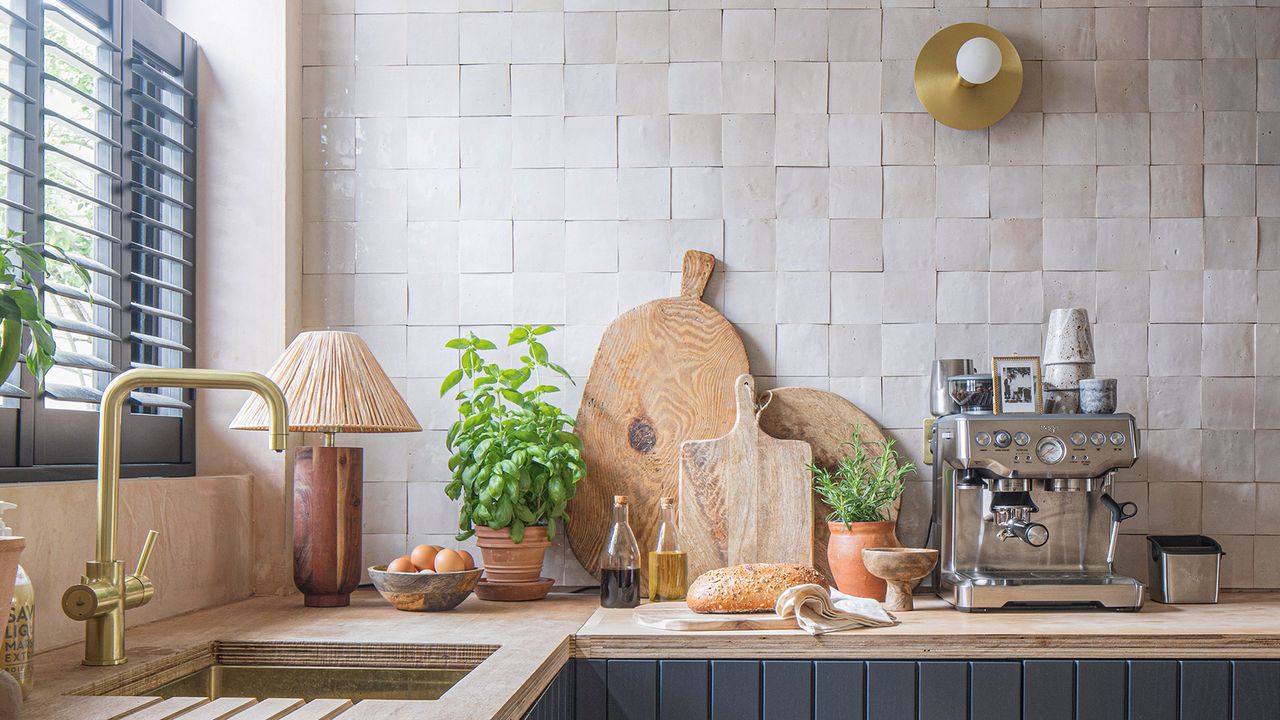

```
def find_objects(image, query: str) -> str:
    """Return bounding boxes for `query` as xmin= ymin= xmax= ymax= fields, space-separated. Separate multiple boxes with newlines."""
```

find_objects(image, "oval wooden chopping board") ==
xmin=567 ymin=251 xmax=749 ymax=590
xmin=755 ymin=386 xmax=897 ymax=583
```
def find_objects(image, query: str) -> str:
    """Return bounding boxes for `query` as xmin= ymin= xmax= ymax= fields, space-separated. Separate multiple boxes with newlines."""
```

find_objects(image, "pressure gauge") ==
xmin=1036 ymin=436 xmax=1066 ymax=465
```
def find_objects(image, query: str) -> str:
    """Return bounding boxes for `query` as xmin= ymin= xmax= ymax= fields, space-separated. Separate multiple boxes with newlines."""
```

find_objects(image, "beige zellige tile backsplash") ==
xmin=300 ymin=0 xmax=1280 ymax=588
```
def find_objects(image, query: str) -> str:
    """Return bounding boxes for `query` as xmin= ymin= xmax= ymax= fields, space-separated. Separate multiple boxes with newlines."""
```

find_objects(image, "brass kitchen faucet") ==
xmin=61 ymin=368 xmax=288 ymax=666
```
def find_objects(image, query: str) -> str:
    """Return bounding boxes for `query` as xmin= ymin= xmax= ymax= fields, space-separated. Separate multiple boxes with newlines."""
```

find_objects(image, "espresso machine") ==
xmin=924 ymin=362 xmax=1144 ymax=611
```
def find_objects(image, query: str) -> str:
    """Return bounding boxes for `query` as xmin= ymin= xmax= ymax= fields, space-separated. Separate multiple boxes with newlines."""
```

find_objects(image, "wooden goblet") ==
xmin=861 ymin=548 xmax=939 ymax=612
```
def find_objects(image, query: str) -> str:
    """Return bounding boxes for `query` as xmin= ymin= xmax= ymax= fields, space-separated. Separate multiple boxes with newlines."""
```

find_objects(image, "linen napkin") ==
xmin=774 ymin=584 xmax=899 ymax=635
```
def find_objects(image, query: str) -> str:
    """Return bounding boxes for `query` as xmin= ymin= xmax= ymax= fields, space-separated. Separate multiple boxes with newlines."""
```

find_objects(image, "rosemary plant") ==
xmin=811 ymin=425 xmax=917 ymax=529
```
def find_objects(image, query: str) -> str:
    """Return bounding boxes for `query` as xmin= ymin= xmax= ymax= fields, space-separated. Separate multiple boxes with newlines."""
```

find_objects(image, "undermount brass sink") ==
xmin=74 ymin=641 xmax=498 ymax=703
xmin=144 ymin=664 xmax=470 ymax=701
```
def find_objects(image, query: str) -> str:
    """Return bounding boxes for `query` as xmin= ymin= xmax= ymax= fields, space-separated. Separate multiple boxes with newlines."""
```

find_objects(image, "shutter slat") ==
xmin=0 ymin=382 xmax=30 ymax=399
xmin=128 ymin=271 xmax=191 ymax=297
xmin=129 ymin=179 xmax=191 ymax=210
xmin=40 ymin=69 xmax=121 ymax=114
xmin=126 ymin=118 xmax=191 ymax=153
xmin=128 ymin=58 xmax=193 ymax=98
xmin=128 ymin=149 xmax=192 ymax=183
xmin=128 ymin=390 xmax=189 ymax=410
xmin=42 ymin=383 xmax=102 ymax=404
xmin=130 ymin=301 xmax=191 ymax=324
xmin=126 ymin=87 xmax=192 ymax=126
xmin=44 ymin=249 xmax=119 ymax=278
xmin=43 ymin=108 xmax=123 ymax=148
xmin=128 ymin=212 xmax=193 ymax=241
xmin=51 ymin=349 xmax=116 ymax=372
xmin=44 ymin=281 xmax=121 ymax=309
xmin=42 ymin=3 xmax=121 ymax=51
xmin=129 ymin=330 xmax=190 ymax=354
xmin=48 ymin=314 xmax=119 ymax=341
xmin=45 ymin=142 xmax=124 ymax=180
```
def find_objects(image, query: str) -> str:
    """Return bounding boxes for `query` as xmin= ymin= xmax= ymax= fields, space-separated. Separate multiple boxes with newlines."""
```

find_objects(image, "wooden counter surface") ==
xmin=26 ymin=591 xmax=1280 ymax=719
xmin=27 ymin=589 xmax=599 ymax=720
xmin=576 ymin=593 xmax=1280 ymax=660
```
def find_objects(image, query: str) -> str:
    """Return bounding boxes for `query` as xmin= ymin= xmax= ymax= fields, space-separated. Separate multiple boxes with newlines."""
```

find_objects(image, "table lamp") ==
xmin=230 ymin=330 xmax=421 ymax=607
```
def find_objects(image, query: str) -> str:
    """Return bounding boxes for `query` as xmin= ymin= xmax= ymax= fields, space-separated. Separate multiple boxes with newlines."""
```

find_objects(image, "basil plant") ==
xmin=440 ymin=325 xmax=585 ymax=543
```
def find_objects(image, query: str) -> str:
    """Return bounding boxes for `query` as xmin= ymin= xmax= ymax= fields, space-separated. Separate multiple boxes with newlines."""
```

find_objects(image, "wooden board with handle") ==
xmin=755 ymin=386 xmax=897 ymax=583
xmin=632 ymin=602 xmax=797 ymax=632
xmin=678 ymin=374 xmax=814 ymax=582
xmin=568 ymin=250 xmax=750 ymax=590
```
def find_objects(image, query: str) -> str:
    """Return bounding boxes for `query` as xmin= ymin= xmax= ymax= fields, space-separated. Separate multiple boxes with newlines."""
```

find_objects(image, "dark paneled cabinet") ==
xmin=525 ymin=659 xmax=1280 ymax=720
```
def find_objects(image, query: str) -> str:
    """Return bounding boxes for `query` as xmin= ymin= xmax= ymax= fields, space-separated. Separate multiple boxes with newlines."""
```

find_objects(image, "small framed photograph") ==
xmin=992 ymin=356 xmax=1043 ymax=414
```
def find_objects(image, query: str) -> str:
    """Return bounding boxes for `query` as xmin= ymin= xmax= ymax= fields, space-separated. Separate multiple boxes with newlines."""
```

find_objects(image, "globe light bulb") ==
xmin=955 ymin=37 xmax=1002 ymax=85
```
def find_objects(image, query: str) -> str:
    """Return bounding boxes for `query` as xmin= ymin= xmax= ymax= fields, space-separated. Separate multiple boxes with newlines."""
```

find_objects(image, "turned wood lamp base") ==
xmin=293 ymin=445 xmax=364 ymax=609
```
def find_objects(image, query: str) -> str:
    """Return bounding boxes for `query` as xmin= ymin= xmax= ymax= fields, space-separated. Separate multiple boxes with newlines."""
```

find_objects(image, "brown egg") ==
xmin=387 ymin=555 xmax=416 ymax=573
xmin=457 ymin=549 xmax=476 ymax=570
xmin=410 ymin=544 xmax=439 ymax=571
xmin=434 ymin=548 xmax=465 ymax=573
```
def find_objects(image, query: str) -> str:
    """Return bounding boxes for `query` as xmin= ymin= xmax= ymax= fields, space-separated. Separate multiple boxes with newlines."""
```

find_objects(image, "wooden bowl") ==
xmin=367 ymin=566 xmax=482 ymax=611
xmin=861 ymin=548 xmax=938 ymax=612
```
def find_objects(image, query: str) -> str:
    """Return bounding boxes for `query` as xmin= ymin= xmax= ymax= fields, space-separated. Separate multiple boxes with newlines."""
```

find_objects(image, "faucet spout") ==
xmin=65 ymin=367 xmax=288 ymax=666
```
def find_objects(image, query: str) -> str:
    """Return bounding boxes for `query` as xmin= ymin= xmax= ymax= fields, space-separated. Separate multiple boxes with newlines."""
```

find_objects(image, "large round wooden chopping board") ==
xmin=755 ymin=386 xmax=897 ymax=583
xmin=567 ymin=251 xmax=749 ymax=590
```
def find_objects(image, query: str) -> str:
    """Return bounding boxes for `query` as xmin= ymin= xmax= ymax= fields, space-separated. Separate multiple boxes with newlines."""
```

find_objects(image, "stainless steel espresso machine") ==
xmin=925 ymin=361 xmax=1145 ymax=611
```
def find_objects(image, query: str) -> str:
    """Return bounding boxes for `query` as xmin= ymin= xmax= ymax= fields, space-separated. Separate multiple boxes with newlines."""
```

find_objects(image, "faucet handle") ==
xmin=135 ymin=530 xmax=159 ymax=577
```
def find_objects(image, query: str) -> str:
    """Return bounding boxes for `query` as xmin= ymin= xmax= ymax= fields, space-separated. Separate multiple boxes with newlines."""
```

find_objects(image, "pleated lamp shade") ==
xmin=229 ymin=330 xmax=421 ymax=434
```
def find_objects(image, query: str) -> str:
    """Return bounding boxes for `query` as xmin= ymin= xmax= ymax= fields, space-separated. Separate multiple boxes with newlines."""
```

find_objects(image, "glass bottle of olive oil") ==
xmin=648 ymin=497 xmax=688 ymax=601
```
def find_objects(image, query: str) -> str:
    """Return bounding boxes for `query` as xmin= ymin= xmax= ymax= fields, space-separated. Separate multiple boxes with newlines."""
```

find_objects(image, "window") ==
xmin=0 ymin=0 xmax=196 ymax=482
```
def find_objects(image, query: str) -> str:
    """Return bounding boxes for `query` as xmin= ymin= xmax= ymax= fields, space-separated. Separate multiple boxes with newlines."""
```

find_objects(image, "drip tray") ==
xmin=74 ymin=641 xmax=498 ymax=702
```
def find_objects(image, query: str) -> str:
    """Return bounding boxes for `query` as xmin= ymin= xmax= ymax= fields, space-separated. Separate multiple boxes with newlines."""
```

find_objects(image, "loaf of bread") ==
xmin=686 ymin=563 xmax=829 ymax=613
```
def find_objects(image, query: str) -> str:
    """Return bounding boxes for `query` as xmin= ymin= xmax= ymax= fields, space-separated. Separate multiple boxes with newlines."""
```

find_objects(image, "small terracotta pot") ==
xmin=475 ymin=526 xmax=550 ymax=584
xmin=826 ymin=521 xmax=899 ymax=600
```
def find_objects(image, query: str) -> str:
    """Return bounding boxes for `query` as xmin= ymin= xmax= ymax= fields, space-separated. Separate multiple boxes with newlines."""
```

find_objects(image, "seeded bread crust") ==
xmin=686 ymin=563 xmax=829 ymax=613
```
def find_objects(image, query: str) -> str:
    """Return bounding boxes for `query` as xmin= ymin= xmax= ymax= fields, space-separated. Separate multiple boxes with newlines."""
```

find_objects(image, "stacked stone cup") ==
xmin=1042 ymin=308 xmax=1095 ymax=414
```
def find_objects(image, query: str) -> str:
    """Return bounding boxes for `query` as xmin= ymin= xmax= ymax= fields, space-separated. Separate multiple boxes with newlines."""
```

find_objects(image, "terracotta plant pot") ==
xmin=826 ymin=521 xmax=899 ymax=600
xmin=475 ymin=526 xmax=550 ymax=584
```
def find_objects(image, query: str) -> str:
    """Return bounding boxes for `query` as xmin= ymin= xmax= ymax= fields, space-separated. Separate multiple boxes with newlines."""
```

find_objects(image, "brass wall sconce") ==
xmin=915 ymin=23 xmax=1023 ymax=131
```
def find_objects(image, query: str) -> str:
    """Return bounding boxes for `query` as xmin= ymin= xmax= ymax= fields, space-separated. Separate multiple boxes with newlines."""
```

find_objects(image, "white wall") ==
xmin=298 ymin=0 xmax=1280 ymax=588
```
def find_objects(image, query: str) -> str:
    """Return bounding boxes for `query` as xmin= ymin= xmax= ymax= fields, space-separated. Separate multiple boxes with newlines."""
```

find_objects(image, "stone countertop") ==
xmin=27 ymin=589 xmax=600 ymax=720
xmin=26 ymin=591 xmax=1280 ymax=719
xmin=577 ymin=593 xmax=1280 ymax=660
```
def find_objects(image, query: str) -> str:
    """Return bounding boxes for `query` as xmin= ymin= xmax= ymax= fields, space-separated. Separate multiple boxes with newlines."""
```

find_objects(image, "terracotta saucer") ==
xmin=474 ymin=577 xmax=554 ymax=602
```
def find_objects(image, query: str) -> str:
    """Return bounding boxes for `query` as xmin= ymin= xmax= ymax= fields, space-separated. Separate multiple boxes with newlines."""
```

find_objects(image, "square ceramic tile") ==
xmin=1262 ymin=61 xmax=1280 ymax=113
xmin=1149 ymin=377 xmax=1202 ymax=429
xmin=775 ymin=114 xmax=829 ymax=167
xmin=989 ymin=166 xmax=1043 ymax=220
xmin=879 ymin=60 xmax=923 ymax=114
xmin=831 ymin=219 xmax=883 ymax=271
xmin=1151 ymin=165 xmax=1204 ymax=219
xmin=565 ymin=11 xmax=617 ymax=64
xmin=828 ymin=114 xmax=881 ymax=166
xmin=990 ymin=220 xmax=1042 ymax=271
xmin=1202 ymin=377 xmax=1255 ymax=430
xmin=1094 ymin=60 xmax=1147 ymax=113
xmin=511 ymin=65 xmax=565 ymax=116
xmin=776 ymin=62 xmax=829 ymax=114
xmin=722 ymin=166 xmax=775 ymax=219
xmin=935 ymin=165 xmax=989 ymax=219
xmin=1043 ymin=271 xmax=1098 ymax=322
xmin=1148 ymin=60 xmax=1202 ymax=113
xmin=564 ymin=168 xmax=620 ymax=220
xmin=881 ymin=218 xmax=934 ymax=271
xmin=619 ymin=168 xmax=671 ymax=219
xmin=1042 ymin=218 xmax=1097 ymax=271
xmin=670 ymin=114 xmax=722 ymax=166
xmin=304 ymin=118 xmax=356 ymax=171
xmin=671 ymin=167 xmax=723 ymax=219
xmin=936 ymin=272 xmax=989 ymax=323
xmin=723 ymin=10 xmax=775 ymax=61
xmin=1149 ymin=270 xmax=1204 ymax=323
xmin=828 ymin=10 xmax=879 ymax=62
xmin=881 ymin=9 xmax=945 ymax=61
xmin=934 ymin=124 xmax=988 ymax=166
xmin=1149 ymin=324 xmax=1202 ymax=377
xmin=776 ymin=271 xmax=831 ymax=323
xmin=1149 ymin=8 xmax=1200 ymax=60
xmin=1041 ymin=165 xmax=1096 ymax=218
xmin=1150 ymin=112 xmax=1203 ymax=166
xmin=1096 ymin=113 xmax=1148 ymax=166
xmin=724 ymin=220 xmax=774 ymax=271
xmin=829 ymin=324 xmax=881 ymax=376
xmin=776 ymin=323 xmax=830 ymax=376
xmin=1043 ymin=113 xmax=1097 ymax=165
xmin=1205 ymin=165 xmax=1257 ymax=218
xmin=882 ymin=270 xmax=936 ymax=323
xmin=722 ymin=114 xmax=775 ymax=167
xmin=565 ymin=64 xmax=616 ymax=115
xmin=1205 ymin=217 xmax=1259 ymax=270
xmin=831 ymin=271 xmax=884 ymax=323
xmin=881 ymin=113 xmax=935 ymax=166
xmin=1203 ymin=7 xmax=1255 ymax=59
xmin=1096 ymin=8 xmax=1146 ymax=60
xmin=776 ymin=167 xmax=830 ymax=218
xmin=989 ymin=113 xmax=1043 ymax=166
xmin=722 ymin=61 xmax=775 ymax=114
xmin=828 ymin=166 xmax=882 ymax=219
xmin=1096 ymin=218 xmax=1149 ymax=271
xmin=1262 ymin=167 xmax=1280 ymax=219
xmin=881 ymin=323 xmax=935 ymax=375
xmin=670 ymin=11 xmax=722 ymax=62
xmin=1202 ymin=483 xmax=1256 ymax=535
xmin=618 ymin=115 xmax=670 ymax=167
xmin=305 ymin=14 xmax=356 ymax=67
xmin=457 ymin=117 xmax=509 ymax=169
xmin=1203 ymin=59 xmax=1257 ymax=113
xmin=936 ymin=218 xmax=989 ymax=271
xmin=1043 ymin=62 xmax=1096 ymax=112
xmin=1205 ymin=112 xmax=1258 ymax=165
xmin=776 ymin=10 xmax=829 ymax=61
xmin=511 ymin=12 xmax=565 ymax=63
xmin=1204 ymin=269 xmax=1259 ymax=324
xmin=883 ymin=166 xmax=935 ymax=218
xmin=1042 ymin=8 xmax=1095 ymax=61
xmin=1096 ymin=166 xmax=1150 ymax=219
xmin=1146 ymin=431 xmax=1203 ymax=486
xmin=829 ymin=62 xmax=880 ymax=114
xmin=617 ymin=12 xmax=669 ymax=63
xmin=723 ymin=271 xmax=777 ymax=324
xmin=668 ymin=62 xmax=721 ymax=114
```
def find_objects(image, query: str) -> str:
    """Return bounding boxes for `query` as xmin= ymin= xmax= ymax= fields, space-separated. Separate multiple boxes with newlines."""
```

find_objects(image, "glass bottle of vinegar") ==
xmin=599 ymin=495 xmax=641 ymax=608
xmin=648 ymin=497 xmax=688 ymax=601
